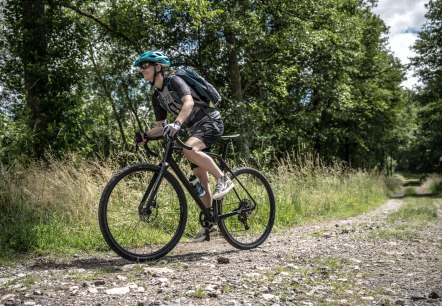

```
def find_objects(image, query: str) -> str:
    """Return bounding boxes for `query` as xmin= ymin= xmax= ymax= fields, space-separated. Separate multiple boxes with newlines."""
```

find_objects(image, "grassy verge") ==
xmin=0 ymin=154 xmax=400 ymax=261
xmin=0 ymin=155 xmax=113 ymax=260
xmin=421 ymin=174 xmax=442 ymax=194
xmin=369 ymin=195 xmax=441 ymax=241
xmin=268 ymin=155 xmax=398 ymax=229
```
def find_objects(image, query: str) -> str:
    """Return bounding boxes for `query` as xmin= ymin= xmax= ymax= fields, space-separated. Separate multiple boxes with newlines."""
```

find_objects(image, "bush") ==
xmin=421 ymin=174 xmax=442 ymax=194
xmin=384 ymin=174 xmax=406 ymax=196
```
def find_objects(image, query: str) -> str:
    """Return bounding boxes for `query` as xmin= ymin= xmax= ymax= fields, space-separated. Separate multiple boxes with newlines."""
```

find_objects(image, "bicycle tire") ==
xmin=99 ymin=163 xmax=187 ymax=261
xmin=217 ymin=167 xmax=275 ymax=250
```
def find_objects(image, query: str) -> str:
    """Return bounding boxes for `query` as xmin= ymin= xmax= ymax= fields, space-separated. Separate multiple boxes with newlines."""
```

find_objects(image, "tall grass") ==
xmin=421 ymin=174 xmax=442 ymax=194
xmin=0 ymin=153 xmax=395 ymax=259
xmin=269 ymin=153 xmax=390 ymax=228
xmin=0 ymin=155 xmax=114 ymax=257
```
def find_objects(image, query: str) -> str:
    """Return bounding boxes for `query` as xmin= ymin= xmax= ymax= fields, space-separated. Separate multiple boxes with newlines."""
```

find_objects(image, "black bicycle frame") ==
xmin=141 ymin=136 xmax=258 ymax=224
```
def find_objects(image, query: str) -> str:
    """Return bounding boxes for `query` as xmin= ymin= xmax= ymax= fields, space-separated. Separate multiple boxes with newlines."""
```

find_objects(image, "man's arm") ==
xmin=175 ymin=94 xmax=194 ymax=125
xmin=147 ymin=120 xmax=166 ymax=138
xmin=168 ymin=76 xmax=195 ymax=125
xmin=162 ymin=95 xmax=194 ymax=137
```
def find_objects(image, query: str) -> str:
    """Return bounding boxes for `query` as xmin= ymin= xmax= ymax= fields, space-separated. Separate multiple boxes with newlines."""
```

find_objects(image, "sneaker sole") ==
xmin=191 ymin=227 xmax=217 ymax=243
xmin=191 ymin=236 xmax=207 ymax=243
xmin=212 ymin=183 xmax=235 ymax=200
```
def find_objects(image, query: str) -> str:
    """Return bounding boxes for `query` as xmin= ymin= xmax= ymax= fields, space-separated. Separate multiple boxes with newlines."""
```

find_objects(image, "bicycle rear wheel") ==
xmin=99 ymin=163 xmax=187 ymax=261
xmin=217 ymin=167 xmax=275 ymax=249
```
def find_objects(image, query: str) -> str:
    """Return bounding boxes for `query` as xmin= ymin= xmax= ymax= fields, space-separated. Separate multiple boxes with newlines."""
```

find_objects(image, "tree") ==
xmin=1 ymin=0 xmax=95 ymax=159
xmin=0 ymin=0 xmax=411 ymax=171
xmin=409 ymin=0 xmax=442 ymax=172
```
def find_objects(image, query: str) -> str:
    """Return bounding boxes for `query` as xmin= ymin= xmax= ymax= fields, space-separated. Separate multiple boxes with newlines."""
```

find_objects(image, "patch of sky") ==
xmin=300 ymin=89 xmax=313 ymax=106
xmin=404 ymin=27 xmax=420 ymax=34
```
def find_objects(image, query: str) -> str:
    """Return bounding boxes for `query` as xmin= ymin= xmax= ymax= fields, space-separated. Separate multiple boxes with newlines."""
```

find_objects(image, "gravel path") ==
xmin=1 ymin=193 xmax=441 ymax=306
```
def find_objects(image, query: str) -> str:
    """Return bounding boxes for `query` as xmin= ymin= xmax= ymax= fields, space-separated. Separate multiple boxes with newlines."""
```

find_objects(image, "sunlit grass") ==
xmin=269 ymin=154 xmax=389 ymax=228
xmin=0 ymin=154 xmax=111 ymax=257
xmin=389 ymin=197 xmax=439 ymax=222
xmin=421 ymin=174 xmax=442 ymax=194
xmin=369 ymin=196 xmax=440 ymax=241
xmin=0 ymin=153 xmax=399 ymax=260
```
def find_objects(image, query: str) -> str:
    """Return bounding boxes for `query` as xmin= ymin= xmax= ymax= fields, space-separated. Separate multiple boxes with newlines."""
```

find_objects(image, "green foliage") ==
xmin=0 ymin=0 xmax=416 ymax=172
xmin=0 ymin=114 xmax=33 ymax=162
xmin=1 ymin=0 xmax=101 ymax=159
xmin=411 ymin=0 xmax=442 ymax=86
xmin=408 ymin=0 xmax=442 ymax=172
xmin=421 ymin=174 xmax=442 ymax=194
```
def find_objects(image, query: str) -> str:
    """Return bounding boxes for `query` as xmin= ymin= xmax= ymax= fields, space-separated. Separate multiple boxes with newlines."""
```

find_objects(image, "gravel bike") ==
xmin=98 ymin=133 xmax=275 ymax=261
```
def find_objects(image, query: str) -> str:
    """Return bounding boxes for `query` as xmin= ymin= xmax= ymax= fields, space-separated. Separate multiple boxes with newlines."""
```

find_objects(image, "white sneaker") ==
xmin=212 ymin=176 xmax=234 ymax=200
xmin=191 ymin=225 xmax=217 ymax=242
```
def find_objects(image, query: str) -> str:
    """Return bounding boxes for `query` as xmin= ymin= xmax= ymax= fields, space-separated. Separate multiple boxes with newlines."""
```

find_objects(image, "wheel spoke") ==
xmin=99 ymin=164 xmax=187 ymax=261
xmin=218 ymin=167 xmax=275 ymax=249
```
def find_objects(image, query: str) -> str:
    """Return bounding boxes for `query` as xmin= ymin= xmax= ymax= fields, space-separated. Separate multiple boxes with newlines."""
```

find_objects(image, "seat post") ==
xmin=219 ymin=134 xmax=240 ymax=163
xmin=221 ymin=141 xmax=230 ymax=160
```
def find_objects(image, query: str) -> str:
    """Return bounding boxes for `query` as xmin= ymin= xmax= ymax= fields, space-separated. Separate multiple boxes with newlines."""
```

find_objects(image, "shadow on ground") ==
xmin=27 ymin=248 xmax=241 ymax=271
xmin=390 ymin=192 xmax=441 ymax=199
xmin=389 ymin=180 xmax=441 ymax=199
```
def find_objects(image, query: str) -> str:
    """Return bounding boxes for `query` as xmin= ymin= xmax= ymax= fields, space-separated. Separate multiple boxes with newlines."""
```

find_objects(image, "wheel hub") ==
xmin=139 ymin=200 xmax=158 ymax=222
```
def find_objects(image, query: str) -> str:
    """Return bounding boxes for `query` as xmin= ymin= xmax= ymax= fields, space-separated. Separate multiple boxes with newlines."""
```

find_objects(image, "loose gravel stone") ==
xmin=0 ymin=196 xmax=440 ymax=305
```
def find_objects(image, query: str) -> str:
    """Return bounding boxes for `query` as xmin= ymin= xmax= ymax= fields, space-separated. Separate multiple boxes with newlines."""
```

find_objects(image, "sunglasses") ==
xmin=140 ymin=63 xmax=154 ymax=70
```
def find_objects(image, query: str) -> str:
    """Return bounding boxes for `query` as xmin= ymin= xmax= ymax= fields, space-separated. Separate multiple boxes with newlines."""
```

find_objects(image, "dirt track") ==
xmin=1 ymin=192 xmax=441 ymax=306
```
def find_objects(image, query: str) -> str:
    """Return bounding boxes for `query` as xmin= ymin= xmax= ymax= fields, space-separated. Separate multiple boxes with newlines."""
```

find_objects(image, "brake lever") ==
xmin=161 ymin=122 xmax=192 ymax=151
xmin=170 ymin=130 xmax=192 ymax=151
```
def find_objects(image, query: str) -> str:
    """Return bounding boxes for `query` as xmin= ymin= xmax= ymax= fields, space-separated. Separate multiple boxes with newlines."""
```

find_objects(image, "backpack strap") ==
xmin=156 ymin=76 xmax=180 ymax=112
xmin=155 ymin=89 xmax=166 ymax=111
xmin=165 ymin=75 xmax=182 ymax=106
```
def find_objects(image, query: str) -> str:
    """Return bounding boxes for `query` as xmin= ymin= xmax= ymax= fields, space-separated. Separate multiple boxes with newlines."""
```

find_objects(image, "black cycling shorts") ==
xmin=189 ymin=113 xmax=224 ymax=170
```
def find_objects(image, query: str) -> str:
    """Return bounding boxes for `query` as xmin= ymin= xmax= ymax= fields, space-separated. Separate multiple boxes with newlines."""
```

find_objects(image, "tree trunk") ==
xmin=224 ymin=30 xmax=243 ymax=101
xmin=343 ymin=140 xmax=352 ymax=167
xmin=22 ymin=0 xmax=49 ymax=157
xmin=311 ymin=88 xmax=323 ymax=156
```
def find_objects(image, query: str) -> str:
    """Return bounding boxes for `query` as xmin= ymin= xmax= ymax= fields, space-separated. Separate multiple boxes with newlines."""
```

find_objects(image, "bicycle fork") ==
xmin=138 ymin=141 xmax=174 ymax=220
xmin=137 ymin=164 xmax=168 ymax=221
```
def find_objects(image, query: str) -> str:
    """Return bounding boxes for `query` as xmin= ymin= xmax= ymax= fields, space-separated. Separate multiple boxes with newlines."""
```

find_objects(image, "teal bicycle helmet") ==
xmin=134 ymin=50 xmax=171 ymax=67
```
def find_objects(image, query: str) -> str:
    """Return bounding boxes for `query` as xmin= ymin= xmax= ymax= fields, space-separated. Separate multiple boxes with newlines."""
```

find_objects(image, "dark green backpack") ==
xmin=159 ymin=67 xmax=221 ymax=109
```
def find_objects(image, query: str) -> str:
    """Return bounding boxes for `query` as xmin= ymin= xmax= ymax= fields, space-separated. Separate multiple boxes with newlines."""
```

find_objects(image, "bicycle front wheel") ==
xmin=217 ymin=167 xmax=275 ymax=250
xmin=99 ymin=163 xmax=187 ymax=261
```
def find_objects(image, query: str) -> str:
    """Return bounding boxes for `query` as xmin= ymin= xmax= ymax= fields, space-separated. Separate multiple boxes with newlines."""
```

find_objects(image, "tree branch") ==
xmin=58 ymin=1 xmax=142 ymax=53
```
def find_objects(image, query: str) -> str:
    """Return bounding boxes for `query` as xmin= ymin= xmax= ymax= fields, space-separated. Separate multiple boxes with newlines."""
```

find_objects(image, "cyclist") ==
xmin=133 ymin=50 xmax=234 ymax=242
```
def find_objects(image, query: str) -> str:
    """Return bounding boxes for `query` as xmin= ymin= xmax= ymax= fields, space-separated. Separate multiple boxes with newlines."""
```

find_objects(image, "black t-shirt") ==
xmin=152 ymin=76 xmax=206 ymax=127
